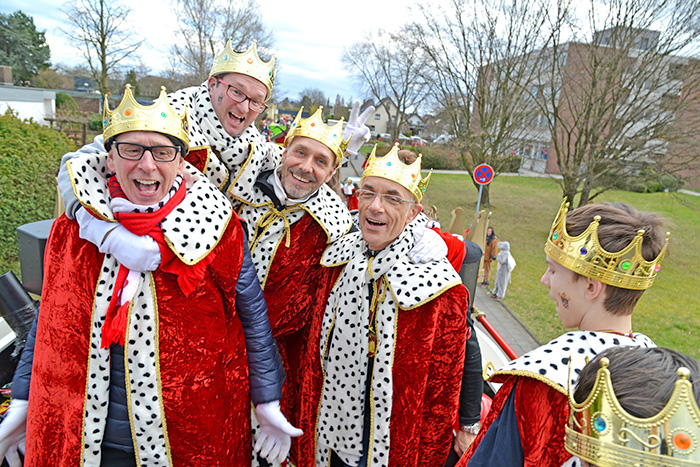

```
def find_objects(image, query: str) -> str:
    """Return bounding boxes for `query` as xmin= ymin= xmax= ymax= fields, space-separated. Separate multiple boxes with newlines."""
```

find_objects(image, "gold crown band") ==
xmin=566 ymin=357 xmax=700 ymax=466
xmin=209 ymin=39 xmax=275 ymax=100
xmin=544 ymin=199 xmax=668 ymax=290
xmin=361 ymin=143 xmax=431 ymax=202
xmin=103 ymin=85 xmax=189 ymax=149
xmin=284 ymin=107 xmax=349 ymax=164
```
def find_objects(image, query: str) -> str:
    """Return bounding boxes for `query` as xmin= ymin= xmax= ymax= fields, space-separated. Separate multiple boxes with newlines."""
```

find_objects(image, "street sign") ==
xmin=473 ymin=163 xmax=494 ymax=185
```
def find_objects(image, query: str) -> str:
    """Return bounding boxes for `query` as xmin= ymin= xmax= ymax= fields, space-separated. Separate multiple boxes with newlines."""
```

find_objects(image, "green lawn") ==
xmin=422 ymin=173 xmax=700 ymax=360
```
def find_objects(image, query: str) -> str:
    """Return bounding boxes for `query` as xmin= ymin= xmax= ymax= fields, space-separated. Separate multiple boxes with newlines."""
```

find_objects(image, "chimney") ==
xmin=0 ymin=66 xmax=12 ymax=85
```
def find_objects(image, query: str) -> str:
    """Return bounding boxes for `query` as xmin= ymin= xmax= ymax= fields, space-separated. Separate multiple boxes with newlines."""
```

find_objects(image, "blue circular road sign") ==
xmin=473 ymin=163 xmax=494 ymax=185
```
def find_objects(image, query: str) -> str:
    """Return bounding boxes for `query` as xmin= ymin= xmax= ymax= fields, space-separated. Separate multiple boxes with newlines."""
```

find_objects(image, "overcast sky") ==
xmin=1 ymin=0 xmax=419 ymax=102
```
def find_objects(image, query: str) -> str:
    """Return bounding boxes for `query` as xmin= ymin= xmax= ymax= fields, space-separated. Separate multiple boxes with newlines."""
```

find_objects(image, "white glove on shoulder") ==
xmin=409 ymin=224 xmax=448 ymax=264
xmin=344 ymin=101 xmax=375 ymax=156
xmin=76 ymin=207 xmax=161 ymax=272
xmin=0 ymin=399 xmax=28 ymax=467
xmin=254 ymin=400 xmax=303 ymax=463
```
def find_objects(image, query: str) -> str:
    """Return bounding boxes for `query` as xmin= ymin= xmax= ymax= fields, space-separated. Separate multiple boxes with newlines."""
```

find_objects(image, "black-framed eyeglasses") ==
xmin=113 ymin=142 xmax=181 ymax=162
xmin=356 ymin=189 xmax=415 ymax=207
xmin=215 ymin=77 xmax=267 ymax=113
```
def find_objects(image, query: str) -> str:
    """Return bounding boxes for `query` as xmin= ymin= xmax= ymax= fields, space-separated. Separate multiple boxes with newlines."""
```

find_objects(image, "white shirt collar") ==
xmin=271 ymin=167 xmax=314 ymax=206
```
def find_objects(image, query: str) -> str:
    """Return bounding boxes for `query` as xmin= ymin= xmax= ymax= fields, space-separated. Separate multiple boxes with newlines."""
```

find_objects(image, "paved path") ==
xmin=472 ymin=284 xmax=540 ymax=358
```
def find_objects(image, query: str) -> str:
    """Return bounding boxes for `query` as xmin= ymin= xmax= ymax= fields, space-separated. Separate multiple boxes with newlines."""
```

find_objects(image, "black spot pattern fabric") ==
xmin=86 ymin=263 xmax=168 ymax=466
xmin=491 ymin=331 xmax=655 ymax=391
xmin=167 ymin=84 xmax=283 ymax=209
xmin=238 ymin=180 xmax=352 ymax=286
xmin=316 ymin=227 xmax=462 ymax=467
xmin=68 ymin=154 xmax=232 ymax=264
xmin=69 ymin=152 xmax=237 ymax=466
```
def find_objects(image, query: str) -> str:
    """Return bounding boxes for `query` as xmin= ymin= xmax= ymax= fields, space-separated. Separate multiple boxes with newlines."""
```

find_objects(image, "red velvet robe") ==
xmin=25 ymin=214 xmax=251 ymax=467
xmin=457 ymin=377 xmax=570 ymax=467
xmin=294 ymin=280 xmax=468 ymax=466
xmin=260 ymin=214 xmax=338 ymax=427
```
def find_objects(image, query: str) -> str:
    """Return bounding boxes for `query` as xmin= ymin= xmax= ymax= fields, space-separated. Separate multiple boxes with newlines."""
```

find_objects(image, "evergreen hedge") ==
xmin=0 ymin=111 xmax=76 ymax=275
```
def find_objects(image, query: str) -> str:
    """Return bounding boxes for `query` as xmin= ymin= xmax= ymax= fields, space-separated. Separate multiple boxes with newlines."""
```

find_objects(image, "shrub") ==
xmin=55 ymin=92 xmax=79 ymax=113
xmin=616 ymin=169 xmax=685 ymax=193
xmin=0 ymin=111 xmax=76 ymax=275
xmin=87 ymin=113 xmax=103 ymax=131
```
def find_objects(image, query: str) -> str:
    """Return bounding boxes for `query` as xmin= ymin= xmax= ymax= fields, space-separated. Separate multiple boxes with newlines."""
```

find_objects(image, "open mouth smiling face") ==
xmin=107 ymin=131 xmax=184 ymax=206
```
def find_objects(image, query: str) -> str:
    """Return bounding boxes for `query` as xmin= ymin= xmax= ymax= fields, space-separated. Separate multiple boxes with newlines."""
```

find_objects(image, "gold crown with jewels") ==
xmin=361 ymin=143 xmax=432 ymax=202
xmin=565 ymin=356 xmax=700 ymax=466
xmin=103 ymin=85 xmax=189 ymax=149
xmin=284 ymin=107 xmax=350 ymax=164
xmin=209 ymin=39 xmax=275 ymax=100
xmin=544 ymin=199 xmax=669 ymax=290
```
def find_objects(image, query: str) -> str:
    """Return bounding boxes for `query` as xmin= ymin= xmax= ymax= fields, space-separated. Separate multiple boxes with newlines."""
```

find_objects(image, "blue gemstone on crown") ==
xmin=593 ymin=416 xmax=606 ymax=432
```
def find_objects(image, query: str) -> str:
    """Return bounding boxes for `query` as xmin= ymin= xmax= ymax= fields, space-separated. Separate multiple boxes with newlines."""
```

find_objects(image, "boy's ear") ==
xmin=585 ymin=278 xmax=606 ymax=301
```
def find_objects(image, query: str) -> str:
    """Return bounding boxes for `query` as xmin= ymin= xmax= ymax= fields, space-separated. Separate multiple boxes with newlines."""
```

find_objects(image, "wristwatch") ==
xmin=459 ymin=422 xmax=481 ymax=435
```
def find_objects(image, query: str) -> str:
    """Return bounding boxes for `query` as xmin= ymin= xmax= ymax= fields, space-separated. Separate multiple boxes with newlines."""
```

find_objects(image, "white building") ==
xmin=0 ymin=85 xmax=56 ymax=125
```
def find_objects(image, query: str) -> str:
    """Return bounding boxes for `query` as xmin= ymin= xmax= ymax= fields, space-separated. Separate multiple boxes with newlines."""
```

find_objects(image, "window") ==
xmin=375 ymin=114 xmax=380 ymax=120
xmin=668 ymin=64 xmax=685 ymax=80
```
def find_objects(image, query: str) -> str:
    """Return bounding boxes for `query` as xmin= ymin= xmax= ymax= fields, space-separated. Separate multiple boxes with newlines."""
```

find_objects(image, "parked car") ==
xmin=410 ymin=136 xmax=427 ymax=147
xmin=434 ymin=134 xmax=455 ymax=144
xmin=379 ymin=133 xmax=391 ymax=140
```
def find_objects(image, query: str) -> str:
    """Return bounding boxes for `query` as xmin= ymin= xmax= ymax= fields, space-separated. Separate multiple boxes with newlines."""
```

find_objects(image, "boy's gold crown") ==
xmin=103 ymin=85 xmax=189 ymax=149
xmin=544 ymin=199 xmax=668 ymax=290
xmin=361 ymin=143 xmax=432 ymax=202
xmin=284 ymin=107 xmax=349 ymax=164
xmin=566 ymin=357 xmax=700 ymax=466
xmin=209 ymin=39 xmax=275 ymax=100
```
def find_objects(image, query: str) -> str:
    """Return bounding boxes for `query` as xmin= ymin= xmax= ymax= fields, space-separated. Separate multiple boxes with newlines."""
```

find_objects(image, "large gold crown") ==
xmin=565 ymin=357 xmax=700 ymax=466
xmin=544 ymin=199 xmax=669 ymax=290
xmin=103 ymin=85 xmax=189 ymax=149
xmin=284 ymin=107 xmax=349 ymax=164
xmin=361 ymin=143 xmax=432 ymax=202
xmin=209 ymin=39 xmax=275 ymax=100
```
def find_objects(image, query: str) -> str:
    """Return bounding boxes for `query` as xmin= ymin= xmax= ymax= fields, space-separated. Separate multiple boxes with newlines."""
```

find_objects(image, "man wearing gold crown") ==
xmin=288 ymin=145 xmax=469 ymax=467
xmin=55 ymin=39 xmax=376 ymax=274
xmin=229 ymin=106 xmax=353 ymax=456
xmin=0 ymin=86 xmax=301 ymax=467
xmin=457 ymin=201 xmax=669 ymax=467
xmin=564 ymin=345 xmax=700 ymax=467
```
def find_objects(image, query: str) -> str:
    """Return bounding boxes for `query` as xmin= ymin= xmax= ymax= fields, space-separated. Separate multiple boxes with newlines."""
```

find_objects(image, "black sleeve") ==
xmin=458 ymin=306 xmax=483 ymax=426
xmin=234 ymin=223 xmax=285 ymax=405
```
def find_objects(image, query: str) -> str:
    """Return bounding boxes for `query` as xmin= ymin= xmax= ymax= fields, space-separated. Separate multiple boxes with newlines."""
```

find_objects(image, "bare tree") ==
xmin=535 ymin=0 xmax=700 ymax=206
xmin=61 ymin=0 xmax=144 ymax=99
xmin=413 ymin=0 xmax=553 ymax=206
xmin=170 ymin=0 xmax=274 ymax=86
xmin=299 ymin=88 xmax=327 ymax=115
xmin=342 ymin=26 xmax=432 ymax=141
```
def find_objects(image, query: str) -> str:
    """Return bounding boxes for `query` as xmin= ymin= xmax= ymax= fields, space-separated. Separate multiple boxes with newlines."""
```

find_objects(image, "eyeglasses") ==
xmin=356 ymin=189 xmax=415 ymax=207
xmin=215 ymin=77 xmax=267 ymax=113
xmin=113 ymin=142 xmax=181 ymax=162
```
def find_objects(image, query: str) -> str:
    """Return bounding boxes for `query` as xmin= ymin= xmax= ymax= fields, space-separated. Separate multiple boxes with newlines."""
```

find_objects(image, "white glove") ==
xmin=344 ymin=101 xmax=375 ymax=156
xmin=254 ymin=400 xmax=303 ymax=463
xmin=0 ymin=399 xmax=28 ymax=467
xmin=76 ymin=207 xmax=161 ymax=272
xmin=409 ymin=224 xmax=448 ymax=263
